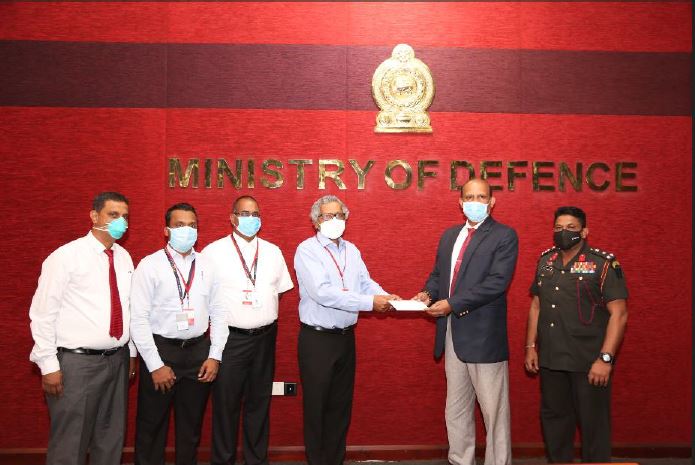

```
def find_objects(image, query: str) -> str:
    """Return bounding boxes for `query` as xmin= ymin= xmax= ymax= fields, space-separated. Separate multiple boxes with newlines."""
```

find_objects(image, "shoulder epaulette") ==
xmin=539 ymin=246 xmax=558 ymax=257
xmin=590 ymin=248 xmax=621 ymax=286
xmin=587 ymin=247 xmax=616 ymax=261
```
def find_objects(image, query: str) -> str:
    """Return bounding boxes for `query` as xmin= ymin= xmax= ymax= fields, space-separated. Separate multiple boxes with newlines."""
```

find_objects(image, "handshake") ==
xmin=371 ymin=292 xmax=453 ymax=317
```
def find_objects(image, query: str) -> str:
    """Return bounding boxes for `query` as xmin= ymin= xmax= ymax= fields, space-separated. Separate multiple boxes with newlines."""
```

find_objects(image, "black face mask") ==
xmin=553 ymin=229 xmax=582 ymax=250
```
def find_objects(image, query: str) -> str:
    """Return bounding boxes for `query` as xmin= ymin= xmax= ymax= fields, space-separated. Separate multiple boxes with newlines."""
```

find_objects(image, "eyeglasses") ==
xmin=235 ymin=211 xmax=261 ymax=218
xmin=318 ymin=212 xmax=346 ymax=221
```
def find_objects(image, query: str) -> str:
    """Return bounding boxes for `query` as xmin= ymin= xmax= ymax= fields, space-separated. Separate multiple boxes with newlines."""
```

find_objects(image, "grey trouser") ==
xmin=445 ymin=317 xmax=512 ymax=465
xmin=46 ymin=348 xmax=129 ymax=465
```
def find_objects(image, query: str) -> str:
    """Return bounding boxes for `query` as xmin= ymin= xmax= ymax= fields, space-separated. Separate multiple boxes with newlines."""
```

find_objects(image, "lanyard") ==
xmin=231 ymin=234 xmax=259 ymax=287
xmin=163 ymin=248 xmax=196 ymax=306
xmin=318 ymin=237 xmax=347 ymax=290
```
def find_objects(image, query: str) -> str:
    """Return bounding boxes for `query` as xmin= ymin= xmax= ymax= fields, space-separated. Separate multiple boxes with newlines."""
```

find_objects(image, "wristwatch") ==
xmin=599 ymin=352 xmax=615 ymax=365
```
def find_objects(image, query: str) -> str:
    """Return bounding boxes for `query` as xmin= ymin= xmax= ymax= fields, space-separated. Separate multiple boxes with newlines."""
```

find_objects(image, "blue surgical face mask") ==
xmin=168 ymin=226 xmax=198 ymax=253
xmin=107 ymin=217 xmax=128 ymax=239
xmin=462 ymin=201 xmax=489 ymax=223
xmin=94 ymin=216 xmax=128 ymax=240
xmin=236 ymin=216 xmax=261 ymax=237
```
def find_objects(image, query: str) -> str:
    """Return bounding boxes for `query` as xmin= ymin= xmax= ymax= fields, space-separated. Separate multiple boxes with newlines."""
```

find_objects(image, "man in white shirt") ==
xmin=203 ymin=195 xmax=294 ymax=465
xmin=130 ymin=203 xmax=228 ymax=465
xmin=29 ymin=192 xmax=137 ymax=465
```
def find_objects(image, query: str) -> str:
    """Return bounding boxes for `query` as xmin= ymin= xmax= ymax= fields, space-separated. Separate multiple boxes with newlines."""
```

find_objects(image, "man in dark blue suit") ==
xmin=415 ymin=178 xmax=518 ymax=465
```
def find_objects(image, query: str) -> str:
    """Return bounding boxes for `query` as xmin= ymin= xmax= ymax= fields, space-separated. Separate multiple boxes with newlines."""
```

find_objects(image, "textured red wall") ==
xmin=0 ymin=1 xmax=691 ymax=450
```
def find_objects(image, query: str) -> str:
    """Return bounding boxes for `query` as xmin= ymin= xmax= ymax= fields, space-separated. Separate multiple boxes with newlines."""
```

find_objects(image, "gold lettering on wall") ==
xmin=450 ymin=161 xmax=474 ymax=190
xmin=169 ymin=158 xmax=199 ymax=188
xmin=559 ymin=162 xmax=582 ymax=192
xmin=385 ymin=160 xmax=412 ymax=189
xmin=481 ymin=161 xmax=503 ymax=191
xmin=167 ymin=157 xmax=639 ymax=192
xmin=586 ymin=162 xmax=610 ymax=191
xmin=349 ymin=160 xmax=375 ymax=190
xmin=204 ymin=159 xmax=213 ymax=188
xmin=507 ymin=161 xmax=528 ymax=191
xmin=217 ymin=159 xmax=242 ymax=188
xmin=616 ymin=162 xmax=638 ymax=192
xmin=288 ymin=159 xmax=313 ymax=190
xmin=247 ymin=160 xmax=255 ymax=189
xmin=319 ymin=160 xmax=346 ymax=190
xmin=533 ymin=161 xmax=555 ymax=191
xmin=417 ymin=160 xmax=438 ymax=190
xmin=261 ymin=159 xmax=284 ymax=189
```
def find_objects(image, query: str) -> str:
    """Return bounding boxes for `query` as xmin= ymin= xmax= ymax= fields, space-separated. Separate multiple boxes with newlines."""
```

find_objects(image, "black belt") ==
xmin=58 ymin=346 xmax=124 ymax=356
xmin=301 ymin=322 xmax=356 ymax=335
xmin=153 ymin=333 xmax=206 ymax=348
xmin=228 ymin=321 xmax=276 ymax=336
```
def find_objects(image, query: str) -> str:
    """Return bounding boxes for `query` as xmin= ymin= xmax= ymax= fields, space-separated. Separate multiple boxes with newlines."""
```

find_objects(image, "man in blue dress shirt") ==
xmin=294 ymin=195 xmax=399 ymax=465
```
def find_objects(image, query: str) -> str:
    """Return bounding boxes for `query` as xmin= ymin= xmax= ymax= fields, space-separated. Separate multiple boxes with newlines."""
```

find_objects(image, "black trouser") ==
xmin=134 ymin=335 xmax=211 ymax=465
xmin=540 ymin=367 xmax=612 ymax=463
xmin=298 ymin=325 xmax=356 ymax=465
xmin=211 ymin=322 xmax=277 ymax=465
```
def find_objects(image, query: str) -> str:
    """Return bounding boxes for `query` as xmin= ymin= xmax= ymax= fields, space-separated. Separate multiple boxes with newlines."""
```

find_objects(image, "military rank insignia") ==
xmin=547 ymin=252 xmax=558 ymax=265
xmin=571 ymin=258 xmax=597 ymax=274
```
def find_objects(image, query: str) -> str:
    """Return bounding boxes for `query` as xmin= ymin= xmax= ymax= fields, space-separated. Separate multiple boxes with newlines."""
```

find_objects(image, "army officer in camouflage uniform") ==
xmin=524 ymin=206 xmax=628 ymax=463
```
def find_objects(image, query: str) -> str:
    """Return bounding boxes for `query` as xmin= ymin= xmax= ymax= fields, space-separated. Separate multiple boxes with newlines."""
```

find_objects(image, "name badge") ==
xmin=176 ymin=309 xmax=195 ymax=331
xmin=242 ymin=290 xmax=262 ymax=309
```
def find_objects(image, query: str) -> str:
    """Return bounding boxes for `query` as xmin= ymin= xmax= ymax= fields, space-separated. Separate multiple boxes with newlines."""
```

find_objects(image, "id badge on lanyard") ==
xmin=321 ymin=239 xmax=348 ymax=291
xmin=232 ymin=234 xmax=261 ymax=310
xmin=176 ymin=308 xmax=195 ymax=331
xmin=164 ymin=248 xmax=196 ymax=331
xmin=242 ymin=288 xmax=263 ymax=309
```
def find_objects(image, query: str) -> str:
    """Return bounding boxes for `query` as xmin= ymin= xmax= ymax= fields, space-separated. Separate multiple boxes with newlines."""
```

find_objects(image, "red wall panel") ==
xmin=2 ymin=108 xmax=690 ymax=447
xmin=0 ymin=0 xmax=691 ymax=453
xmin=0 ymin=2 xmax=690 ymax=52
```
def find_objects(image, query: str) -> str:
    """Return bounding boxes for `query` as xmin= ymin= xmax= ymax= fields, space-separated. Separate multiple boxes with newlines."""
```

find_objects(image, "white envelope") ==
xmin=389 ymin=299 xmax=428 ymax=311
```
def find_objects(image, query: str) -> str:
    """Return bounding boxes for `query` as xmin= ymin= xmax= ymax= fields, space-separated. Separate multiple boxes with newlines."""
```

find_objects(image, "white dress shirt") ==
xmin=202 ymin=233 xmax=294 ymax=329
xmin=129 ymin=245 xmax=229 ymax=372
xmin=29 ymin=232 xmax=135 ymax=375
xmin=449 ymin=221 xmax=483 ymax=291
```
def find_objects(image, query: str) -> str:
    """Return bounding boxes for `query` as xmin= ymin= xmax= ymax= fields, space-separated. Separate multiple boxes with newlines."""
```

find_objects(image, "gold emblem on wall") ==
xmin=372 ymin=44 xmax=435 ymax=133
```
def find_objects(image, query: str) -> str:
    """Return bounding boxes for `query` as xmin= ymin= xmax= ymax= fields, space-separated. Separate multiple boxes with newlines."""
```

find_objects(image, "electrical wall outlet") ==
xmin=272 ymin=381 xmax=298 ymax=396
xmin=284 ymin=382 xmax=297 ymax=396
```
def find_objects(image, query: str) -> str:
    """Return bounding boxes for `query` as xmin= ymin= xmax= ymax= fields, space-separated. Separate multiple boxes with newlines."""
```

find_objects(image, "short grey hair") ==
xmin=310 ymin=195 xmax=350 ymax=223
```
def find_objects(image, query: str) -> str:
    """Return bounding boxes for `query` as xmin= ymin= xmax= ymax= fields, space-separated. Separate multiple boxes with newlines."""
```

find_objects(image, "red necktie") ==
xmin=104 ymin=249 xmax=123 ymax=340
xmin=450 ymin=227 xmax=476 ymax=295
